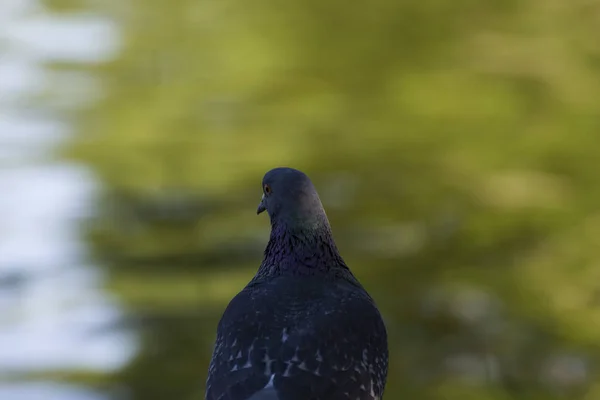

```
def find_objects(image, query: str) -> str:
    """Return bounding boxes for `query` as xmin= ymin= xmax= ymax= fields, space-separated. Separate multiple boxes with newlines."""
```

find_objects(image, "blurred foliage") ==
xmin=42 ymin=0 xmax=600 ymax=398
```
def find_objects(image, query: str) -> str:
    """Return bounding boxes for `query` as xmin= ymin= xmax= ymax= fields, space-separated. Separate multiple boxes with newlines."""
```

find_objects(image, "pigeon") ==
xmin=206 ymin=167 xmax=388 ymax=400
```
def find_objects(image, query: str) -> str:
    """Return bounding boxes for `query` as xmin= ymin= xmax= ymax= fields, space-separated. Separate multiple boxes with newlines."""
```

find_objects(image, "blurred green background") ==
xmin=2 ymin=0 xmax=600 ymax=398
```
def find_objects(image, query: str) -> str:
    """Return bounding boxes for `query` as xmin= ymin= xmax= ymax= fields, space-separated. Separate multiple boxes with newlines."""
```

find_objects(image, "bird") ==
xmin=205 ymin=167 xmax=388 ymax=400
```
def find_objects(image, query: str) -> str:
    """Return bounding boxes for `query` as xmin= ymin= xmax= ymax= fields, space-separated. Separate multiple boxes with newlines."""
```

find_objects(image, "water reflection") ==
xmin=0 ymin=0 xmax=130 ymax=397
xmin=0 ymin=382 xmax=106 ymax=400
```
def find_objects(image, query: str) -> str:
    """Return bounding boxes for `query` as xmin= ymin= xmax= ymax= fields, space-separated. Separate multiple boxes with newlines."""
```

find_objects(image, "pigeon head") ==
xmin=254 ymin=167 xmax=352 ymax=278
xmin=257 ymin=167 xmax=328 ymax=230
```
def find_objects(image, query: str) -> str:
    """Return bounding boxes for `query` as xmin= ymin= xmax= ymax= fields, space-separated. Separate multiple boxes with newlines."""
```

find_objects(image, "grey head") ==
xmin=256 ymin=167 xmax=329 ymax=231
xmin=253 ymin=168 xmax=354 ymax=285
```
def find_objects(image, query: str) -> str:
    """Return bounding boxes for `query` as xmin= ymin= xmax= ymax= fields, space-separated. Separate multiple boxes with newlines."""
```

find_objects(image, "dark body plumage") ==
xmin=206 ymin=168 xmax=388 ymax=400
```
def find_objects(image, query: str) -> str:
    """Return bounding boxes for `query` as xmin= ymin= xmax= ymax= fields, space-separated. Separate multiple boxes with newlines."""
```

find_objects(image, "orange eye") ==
xmin=264 ymin=184 xmax=272 ymax=194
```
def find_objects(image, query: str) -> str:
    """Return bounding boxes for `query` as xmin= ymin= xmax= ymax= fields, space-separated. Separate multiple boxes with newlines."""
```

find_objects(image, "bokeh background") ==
xmin=2 ymin=0 xmax=600 ymax=399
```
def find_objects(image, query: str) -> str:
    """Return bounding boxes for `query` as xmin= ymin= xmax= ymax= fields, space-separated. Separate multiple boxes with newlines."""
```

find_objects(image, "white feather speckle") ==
xmin=281 ymin=328 xmax=289 ymax=342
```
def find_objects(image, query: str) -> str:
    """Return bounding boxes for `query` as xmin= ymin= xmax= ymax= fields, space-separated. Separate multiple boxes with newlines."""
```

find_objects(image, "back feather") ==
xmin=247 ymin=386 xmax=279 ymax=400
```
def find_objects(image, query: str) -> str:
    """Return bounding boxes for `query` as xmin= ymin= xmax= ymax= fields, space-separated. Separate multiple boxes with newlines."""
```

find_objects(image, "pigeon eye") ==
xmin=264 ymin=184 xmax=272 ymax=195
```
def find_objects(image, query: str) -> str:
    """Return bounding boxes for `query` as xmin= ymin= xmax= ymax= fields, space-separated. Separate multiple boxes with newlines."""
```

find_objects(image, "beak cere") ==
xmin=257 ymin=194 xmax=266 ymax=215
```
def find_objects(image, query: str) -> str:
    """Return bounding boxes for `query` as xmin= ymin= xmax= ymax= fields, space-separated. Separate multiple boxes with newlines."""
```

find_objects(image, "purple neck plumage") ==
xmin=255 ymin=216 xmax=349 ymax=278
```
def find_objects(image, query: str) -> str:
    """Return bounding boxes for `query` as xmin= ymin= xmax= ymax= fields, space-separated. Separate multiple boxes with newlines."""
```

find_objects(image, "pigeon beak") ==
xmin=257 ymin=194 xmax=266 ymax=215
